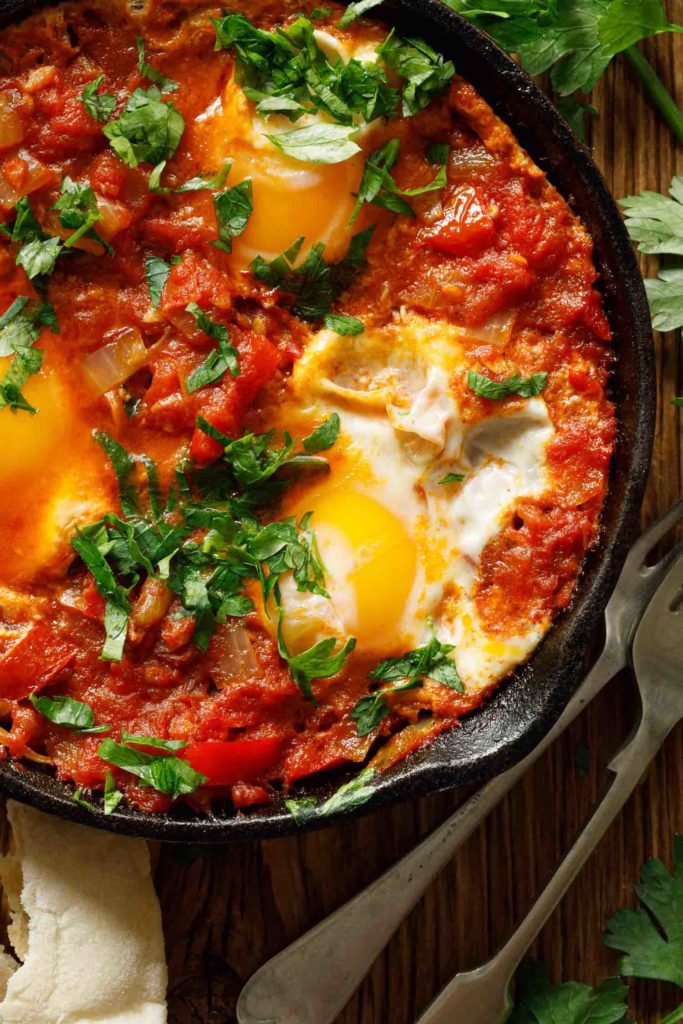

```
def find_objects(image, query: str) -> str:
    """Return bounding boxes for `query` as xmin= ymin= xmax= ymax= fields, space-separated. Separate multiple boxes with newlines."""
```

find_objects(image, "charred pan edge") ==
xmin=0 ymin=0 xmax=655 ymax=842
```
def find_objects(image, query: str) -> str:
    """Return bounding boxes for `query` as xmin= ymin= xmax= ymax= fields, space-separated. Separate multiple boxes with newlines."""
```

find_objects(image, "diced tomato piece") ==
xmin=182 ymin=736 xmax=284 ymax=786
xmin=0 ymin=622 xmax=77 ymax=699
xmin=284 ymin=720 xmax=373 ymax=783
xmin=160 ymin=253 xmax=235 ymax=314
xmin=420 ymin=185 xmax=497 ymax=256
xmin=190 ymin=330 xmax=279 ymax=464
xmin=231 ymin=782 xmax=271 ymax=808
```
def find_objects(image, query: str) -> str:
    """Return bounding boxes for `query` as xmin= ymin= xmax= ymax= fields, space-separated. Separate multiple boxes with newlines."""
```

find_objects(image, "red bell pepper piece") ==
xmin=182 ymin=736 xmax=283 ymax=787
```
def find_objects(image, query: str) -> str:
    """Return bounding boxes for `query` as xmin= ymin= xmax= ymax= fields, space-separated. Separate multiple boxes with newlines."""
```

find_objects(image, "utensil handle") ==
xmin=237 ymin=647 xmax=621 ymax=1024
xmin=413 ymin=713 xmax=672 ymax=1024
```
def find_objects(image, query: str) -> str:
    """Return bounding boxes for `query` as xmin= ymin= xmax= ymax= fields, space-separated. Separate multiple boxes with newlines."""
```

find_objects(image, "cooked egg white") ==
xmin=195 ymin=29 xmax=383 ymax=270
xmin=268 ymin=314 xmax=556 ymax=693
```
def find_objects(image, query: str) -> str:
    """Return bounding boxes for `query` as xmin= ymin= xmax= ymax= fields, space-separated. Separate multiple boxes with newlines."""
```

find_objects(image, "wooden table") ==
xmin=159 ymin=24 xmax=683 ymax=1024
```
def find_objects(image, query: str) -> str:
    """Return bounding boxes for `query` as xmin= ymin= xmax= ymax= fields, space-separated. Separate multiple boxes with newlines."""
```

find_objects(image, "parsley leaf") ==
xmin=213 ymin=180 xmax=253 ymax=252
xmin=103 ymin=770 xmax=124 ymax=814
xmin=103 ymin=86 xmax=185 ymax=168
xmin=185 ymin=304 xmax=240 ymax=392
xmin=151 ymin=162 xmax=231 ymax=195
xmin=53 ymin=175 xmax=112 ymax=253
xmin=16 ymin=236 xmax=62 ymax=280
xmin=323 ymin=313 xmax=364 ymax=334
xmin=352 ymin=624 xmax=463 ymax=735
xmin=467 ymin=370 xmax=548 ymax=399
xmin=135 ymin=36 xmax=179 ymax=94
xmin=97 ymin=737 xmax=207 ymax=799
xmin=352 ymin=138 xmax=446 ymax=221
xmin=267 ymin=123 xmax=361 ymax=164
xmin=302 ymin=413 xmax=341 ymax=453
xmin=250 ymin=227 xmax=374 ymax=323
xmin=603 ymin=834 xmax=683 ymax=990
xmin=598 ymin=0 xmax=683 ymax=55
xmin=339 ymin=0 xmax=384 ymax=27
xmin=81 ymin=75 xmax=117 ymax=124
xmin=145 ymin=254 xmax=177 ymax=308
xmin=28 ymin=693 xmax=110 ymax=734
xmin=439 ymin=472 xmax=465 ymax=484
xmin=508 ymin=962 xmax=629 ymax=1024
xmin=286 ymin=766 xmax=376 ymax=823
xmin=0 ymin=297 xmax=56 ymax=414
xmin=621 ymin=177 xmax=683 ymax=331
xmin=275 ymin=582 xmax=355 ymax=701
xmin=377 ymin=33 xmax=455 ymax=116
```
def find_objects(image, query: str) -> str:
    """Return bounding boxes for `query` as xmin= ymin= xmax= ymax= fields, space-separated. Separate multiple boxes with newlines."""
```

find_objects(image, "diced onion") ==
xmin=82 ymin=328 xmax=150 ymax=395
xmin=460 ymin=310 xmax=516 ymax=348
xmin=0 ymin=96 xmax=22 ymax=149
xmin=211 ymin=622 xmax=258 ymax=687
xmin=0 ymin=148 xmax=52 ymax=210
xmin=96 ymin=196 xmax=134 ymax=241
xmin=22 ymin=66 xmax=57 ymax=94
xmin=130 ymin=579 xmax=172 ymax=631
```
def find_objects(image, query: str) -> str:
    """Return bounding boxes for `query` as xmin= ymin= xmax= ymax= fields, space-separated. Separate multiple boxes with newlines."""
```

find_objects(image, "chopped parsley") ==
xmin=145 ymin=254 xmax=178 ymax=308
xmin=467 ymin=370 xmax=548 ymax=400
xmin=213 ymin=11 xmax=398 ymax=131
xmin=184 ymin=303 xmax=240 ymax=392
xmin=267 ymin=122 xmax=361 ymax=164
xmin=302 ymin=413 xmax=340 ymax=454
xmin=135 ymin=36 xmax=179 ymax=94
xmin=81 ymin=76 xmax=117 ymax=124
xmin=150 ymin=160 xmax=231 ymax=195
xmin=0 ymin=297 xmax=57 ymax=414
xmin=286 ymin=766 xmax=376 ymax=823
xmin=439 ymin=472 xmax=465 ymax=484
xmin=323 ymin=313 xmax=364 ymax=335
xmin=28 ymin=693 xmax=110 ymax=734
xmin=351 ymin=138 xmax=447 ymax=221
xmin=97 ymin=736 xmax=206 ymax=799
xmin=338 ymin=0 xmax=384 ymax=28
xmin=250 ymin=226 xmax=374 ymax=323
xmin=377 ymin=33 xmax=455 ymax=117
xmin=352 ymin=624 xmax=463 ymax=735
xmin=103 ymin=770 xmax=124 ymax=814
xmin=213 ymin=180 xmax=254 ymax=253
xmin=103 ymin=86 xmax=185 ymax=168
xmin=53 ymin=175 xmax=112 ymax=254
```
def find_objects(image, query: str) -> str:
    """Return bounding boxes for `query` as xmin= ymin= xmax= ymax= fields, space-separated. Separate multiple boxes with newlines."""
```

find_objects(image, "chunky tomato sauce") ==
xmin=0 ymin=0 xmax=614 ymax=816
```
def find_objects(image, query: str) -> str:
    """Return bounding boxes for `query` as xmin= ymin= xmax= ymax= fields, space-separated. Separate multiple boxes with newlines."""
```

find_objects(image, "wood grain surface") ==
xmin=154 ymin=19 xmax=683 ymax=1024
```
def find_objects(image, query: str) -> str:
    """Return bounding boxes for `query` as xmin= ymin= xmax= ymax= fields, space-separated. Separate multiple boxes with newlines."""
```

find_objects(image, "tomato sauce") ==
xmin=0 ymin=0 xmax=614 ymax=814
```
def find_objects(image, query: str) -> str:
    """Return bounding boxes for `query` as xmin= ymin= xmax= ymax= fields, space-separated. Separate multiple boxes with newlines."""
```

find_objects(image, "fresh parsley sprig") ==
xmin=449 ymin=0 xmax=683 ymax=143
xmin=621 ymin=176 xmax=683 ymax=332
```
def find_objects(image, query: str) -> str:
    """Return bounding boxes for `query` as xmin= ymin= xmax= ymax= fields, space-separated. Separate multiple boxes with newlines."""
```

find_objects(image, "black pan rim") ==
xmin=0 ymin=0 xmax=656 ymax=842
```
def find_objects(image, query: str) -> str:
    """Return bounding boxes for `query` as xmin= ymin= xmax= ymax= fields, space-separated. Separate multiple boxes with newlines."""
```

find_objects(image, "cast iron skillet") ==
xmin=0 ymin=0 xmax=655 ymax=842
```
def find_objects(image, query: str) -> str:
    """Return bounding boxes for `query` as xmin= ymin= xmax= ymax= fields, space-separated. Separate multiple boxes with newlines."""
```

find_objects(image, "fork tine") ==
xmin=623 ymin=498 xmax=683 ymax=572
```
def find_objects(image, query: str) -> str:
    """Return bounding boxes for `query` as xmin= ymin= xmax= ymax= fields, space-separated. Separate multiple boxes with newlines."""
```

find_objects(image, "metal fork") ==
xmin=237 ymin=500 xmax=683 ymax=1024
xmin=412 ymin=542 xmax=683 ymax=1024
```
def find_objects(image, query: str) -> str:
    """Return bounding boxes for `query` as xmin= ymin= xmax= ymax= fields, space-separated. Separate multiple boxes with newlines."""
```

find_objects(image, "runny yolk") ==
xmin=301 ymin=487 xmax=418 ymax=651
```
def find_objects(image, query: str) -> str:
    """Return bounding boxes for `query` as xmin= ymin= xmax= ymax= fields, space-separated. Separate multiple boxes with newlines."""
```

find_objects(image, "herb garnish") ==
xmin=184 ymin=304 xmax=240 ymax=392
xmin=250 ymin=226 xmax=374 ymax=323
xmin=53 ymin=176 xmax=113 ymax=254
xmin=81 ymin=76 xmax=117 ymax=124
xmin=28 ymin=693 xmax=110 ymax=734
xmin=213 ymin=180 xmax=254 ymax=252
xmin=439 ymin=472 xmax=465 ymax=484
xmin=145 ymin=254 xmax=179 ymax=308
xmin=102 ymin=86 xmax=185 ymax=168
xmin=467 ymin=370 xmax=548 ymax=400
xmin=286 ymin=766 xmax=377 ymax=823
xmin=377 ymin=33 xmax=455 ymax=117
xmin=351 ymin=624 xmax=463 ymax=735
xmin=150 ymin=160 xmax=231 ymax=195
xmin=323 ymin=313 xmax=364 ymax=335
xmin=135 ymin=36 xmax=179 ymax=94
xmin=103 ymin=771 xmax=124 ymax=814
xmin=302 ymin=413 xmax=340 ymax=454
xmin=0 ymin=297 xmax=57 ymax=414
xmin=508 ymin=963 xmax=629 ymax=1024
xmin=351 ymin=138 xmax=446 ymax=222
xmin=97 ymin=736 xmax=206 ymax=799
xmin=338 ymin=0 xmax=384 ymax=28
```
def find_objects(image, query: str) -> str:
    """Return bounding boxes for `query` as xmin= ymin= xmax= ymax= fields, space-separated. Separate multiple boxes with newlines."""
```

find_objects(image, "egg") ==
xmin=0 ymin=355 xmax=114 ymax=585
xmin=195 ymin=29 xmax=382 ymax=269
xmin=267 ymin=314 xmax=556 ymax=692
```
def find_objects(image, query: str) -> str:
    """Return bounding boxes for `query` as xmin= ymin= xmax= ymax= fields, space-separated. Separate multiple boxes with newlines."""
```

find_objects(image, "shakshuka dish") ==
xmin=0 ymin=0 xmax=615 ymax=817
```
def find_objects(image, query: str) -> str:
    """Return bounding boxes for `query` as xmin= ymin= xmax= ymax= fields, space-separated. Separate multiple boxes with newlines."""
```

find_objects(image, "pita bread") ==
xmin=0 ymin=801 xmax=167 ymax=1024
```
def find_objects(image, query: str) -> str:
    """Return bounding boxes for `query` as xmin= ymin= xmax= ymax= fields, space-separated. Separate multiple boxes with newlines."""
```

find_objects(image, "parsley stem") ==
xmin=659 ymin=1001 xmax=683 ymax=1024
xmin=624 ymin=46 xmax=683 ymax=146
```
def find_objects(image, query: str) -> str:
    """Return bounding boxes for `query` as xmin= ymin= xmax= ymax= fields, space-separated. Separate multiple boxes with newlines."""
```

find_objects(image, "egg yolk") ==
xmin=299 ymin=486 xmax=418 ymax=650
xmin=0 ymin=362 xmax=112 ymax=584
xmin=196 ymin=78 xmax=364 ymax=268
